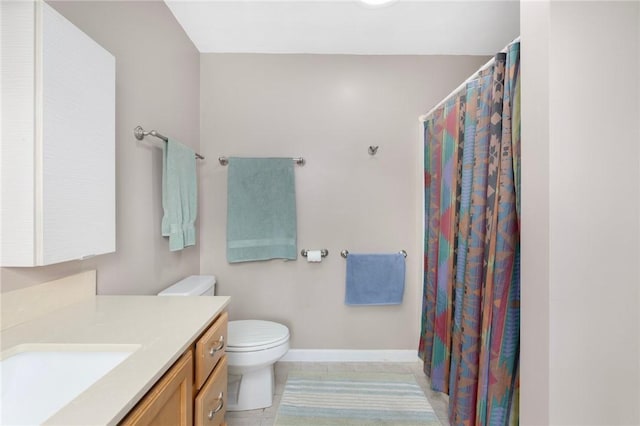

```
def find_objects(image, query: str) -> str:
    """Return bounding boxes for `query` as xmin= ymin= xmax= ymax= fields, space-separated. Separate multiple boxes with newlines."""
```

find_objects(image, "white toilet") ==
xmin=158 ymin=275 xmax=290 ymax=412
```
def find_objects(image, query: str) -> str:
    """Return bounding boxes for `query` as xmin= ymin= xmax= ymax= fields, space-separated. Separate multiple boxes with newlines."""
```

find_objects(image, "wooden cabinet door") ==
xmin=120 ymin=351 xmax=193 ymax=426
xmin=195 ymin=356 xmax=227 ymax=426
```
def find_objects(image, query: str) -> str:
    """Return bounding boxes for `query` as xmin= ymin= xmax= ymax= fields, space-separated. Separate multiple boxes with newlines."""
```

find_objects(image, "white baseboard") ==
xmin=280 ymin=349 xmax=420 ymax=363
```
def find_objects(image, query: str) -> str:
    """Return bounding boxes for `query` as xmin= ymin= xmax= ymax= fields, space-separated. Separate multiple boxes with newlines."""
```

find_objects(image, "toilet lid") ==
xmin=227 ymin=320 xmax=289 ymax=352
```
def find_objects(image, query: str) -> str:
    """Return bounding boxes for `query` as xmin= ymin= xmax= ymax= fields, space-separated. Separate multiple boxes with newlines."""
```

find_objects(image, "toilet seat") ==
xmin=227 ymin=320 xmax=290 ymax=352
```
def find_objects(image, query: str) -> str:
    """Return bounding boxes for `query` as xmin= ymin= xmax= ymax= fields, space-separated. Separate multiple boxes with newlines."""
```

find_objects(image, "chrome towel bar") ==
xmin=341 ymin=250 xmax=407 ymax=258
xmin=134 ymin=126 xmax=205 ymax=160
xmin=218 ymin=156 xmax=305 ymax=166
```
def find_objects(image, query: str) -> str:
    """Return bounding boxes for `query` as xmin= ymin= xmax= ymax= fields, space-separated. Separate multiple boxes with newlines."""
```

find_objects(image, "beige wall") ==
xmin=548 ymin=2 xmax=639 ymax=423
xmin=520 ymin=1 xmax=550 ymax=424
xmin=200 ymin=54 xmax=488 ymax=349
xmin=0 ymin=1 xmax=201 ymax=295
xmin=522 ymin=1 xmax=640 ymax=424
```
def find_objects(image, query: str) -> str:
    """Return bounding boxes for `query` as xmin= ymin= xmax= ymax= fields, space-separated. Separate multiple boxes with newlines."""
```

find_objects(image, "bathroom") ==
xmin=1 ymin=1 xmax=639 ymax=425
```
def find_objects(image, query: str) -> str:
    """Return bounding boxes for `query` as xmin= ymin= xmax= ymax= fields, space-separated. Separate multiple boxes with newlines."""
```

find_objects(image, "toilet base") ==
xmin=227 ymin=365 xmax=275 ymax=411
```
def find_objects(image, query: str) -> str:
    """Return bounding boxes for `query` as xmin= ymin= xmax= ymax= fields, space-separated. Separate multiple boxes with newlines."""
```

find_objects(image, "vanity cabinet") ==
xmin=0 ymin=0 xmax=115 ymax=266
xmin=120 ymin=311 xmax=228 ymax=426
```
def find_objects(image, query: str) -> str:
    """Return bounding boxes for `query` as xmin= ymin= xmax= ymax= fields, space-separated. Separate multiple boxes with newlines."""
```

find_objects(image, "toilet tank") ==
xmin=157 ymin=275 xmax=216 ymax=296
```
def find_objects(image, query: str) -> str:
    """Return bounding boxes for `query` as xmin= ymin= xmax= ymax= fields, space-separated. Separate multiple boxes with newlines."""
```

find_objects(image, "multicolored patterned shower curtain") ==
xmin=419 ymin=41 xmax=520 ymax=426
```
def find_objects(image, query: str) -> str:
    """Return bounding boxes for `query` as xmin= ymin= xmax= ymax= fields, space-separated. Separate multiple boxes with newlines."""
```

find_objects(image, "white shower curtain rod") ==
xmin=418 ymin=36 xmax=520 ymax=123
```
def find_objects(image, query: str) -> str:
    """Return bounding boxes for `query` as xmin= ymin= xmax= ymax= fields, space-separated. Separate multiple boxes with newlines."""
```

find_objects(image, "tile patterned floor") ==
xmin=225 ymin=361 xmax=450 ymax=426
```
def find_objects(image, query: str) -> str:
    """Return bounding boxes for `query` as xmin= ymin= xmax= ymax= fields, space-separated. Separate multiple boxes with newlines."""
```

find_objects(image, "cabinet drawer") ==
xmin=195 ymin=311 xmax=227 ymax=389
xmin=195 ymin=356 xmax=227 ymax=426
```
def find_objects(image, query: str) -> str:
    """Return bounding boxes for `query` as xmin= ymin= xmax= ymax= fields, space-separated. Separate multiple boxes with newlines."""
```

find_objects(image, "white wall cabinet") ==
xmin=1 ymin=0 xmax=116 ymax=266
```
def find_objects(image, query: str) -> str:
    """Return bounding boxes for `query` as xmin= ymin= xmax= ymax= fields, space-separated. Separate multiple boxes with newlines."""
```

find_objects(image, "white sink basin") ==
xmin=0 ymin=346 xmax=137 ymax=425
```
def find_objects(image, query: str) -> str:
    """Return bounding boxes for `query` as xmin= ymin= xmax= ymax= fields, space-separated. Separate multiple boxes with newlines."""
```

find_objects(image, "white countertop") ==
xmin=0 ymin=295 xmax=230 ymax=425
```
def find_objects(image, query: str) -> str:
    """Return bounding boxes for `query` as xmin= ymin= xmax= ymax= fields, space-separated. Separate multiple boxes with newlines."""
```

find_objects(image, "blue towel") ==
xmin=162 ymin=139 xmax=197 ymax=251
xmin=227 ymin=158 xmax=297 ymax=263
xmin=345 ymin=253 xmax=406 ymax=305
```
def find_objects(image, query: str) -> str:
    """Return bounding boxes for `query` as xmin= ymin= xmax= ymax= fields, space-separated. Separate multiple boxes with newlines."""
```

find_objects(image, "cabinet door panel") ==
xmin=0 ymin=0 xmax=115 ymax=267
xmin=40 ymin=2 xmax=115 ymax=264
xmin=195 ymin=356 xmax=227 ymax=426
xmin=0 ymin=0 xmax=37 ymax=266
xmin=120 ymin=351 xmax=193 ymax=426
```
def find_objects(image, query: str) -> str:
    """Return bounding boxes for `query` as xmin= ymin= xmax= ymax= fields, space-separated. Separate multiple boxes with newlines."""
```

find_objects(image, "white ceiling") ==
xmin=164 ymin=0 xmax=520 ymax=55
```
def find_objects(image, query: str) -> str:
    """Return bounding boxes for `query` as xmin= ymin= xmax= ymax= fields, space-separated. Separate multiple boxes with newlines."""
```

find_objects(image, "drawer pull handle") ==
xmin=207 ymin=392 xmax=224 ymax=420
xmin=209 ymin=336 xmax=225 ymax=356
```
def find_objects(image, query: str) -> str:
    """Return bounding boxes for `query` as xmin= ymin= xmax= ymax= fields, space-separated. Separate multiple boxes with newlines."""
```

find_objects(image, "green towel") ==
xmin=162 ymin=139 xmax=197 ymax=251
xmin=227 ymin=158 xmax=297 ymax=263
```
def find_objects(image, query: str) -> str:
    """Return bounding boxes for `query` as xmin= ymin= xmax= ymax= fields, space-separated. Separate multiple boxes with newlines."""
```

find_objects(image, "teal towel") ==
xmin=227 ymin=158 xmax=297 ymax=263
xmin=162 ymin=139 xmax=197 ymax=251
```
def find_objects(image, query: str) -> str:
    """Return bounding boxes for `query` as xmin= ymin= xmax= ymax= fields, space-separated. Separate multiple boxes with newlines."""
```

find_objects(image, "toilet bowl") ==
xmin=226 ymin=320 xmax=290 ymax=411
xmin=157 ymin=275 xmax=290 ymax=412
